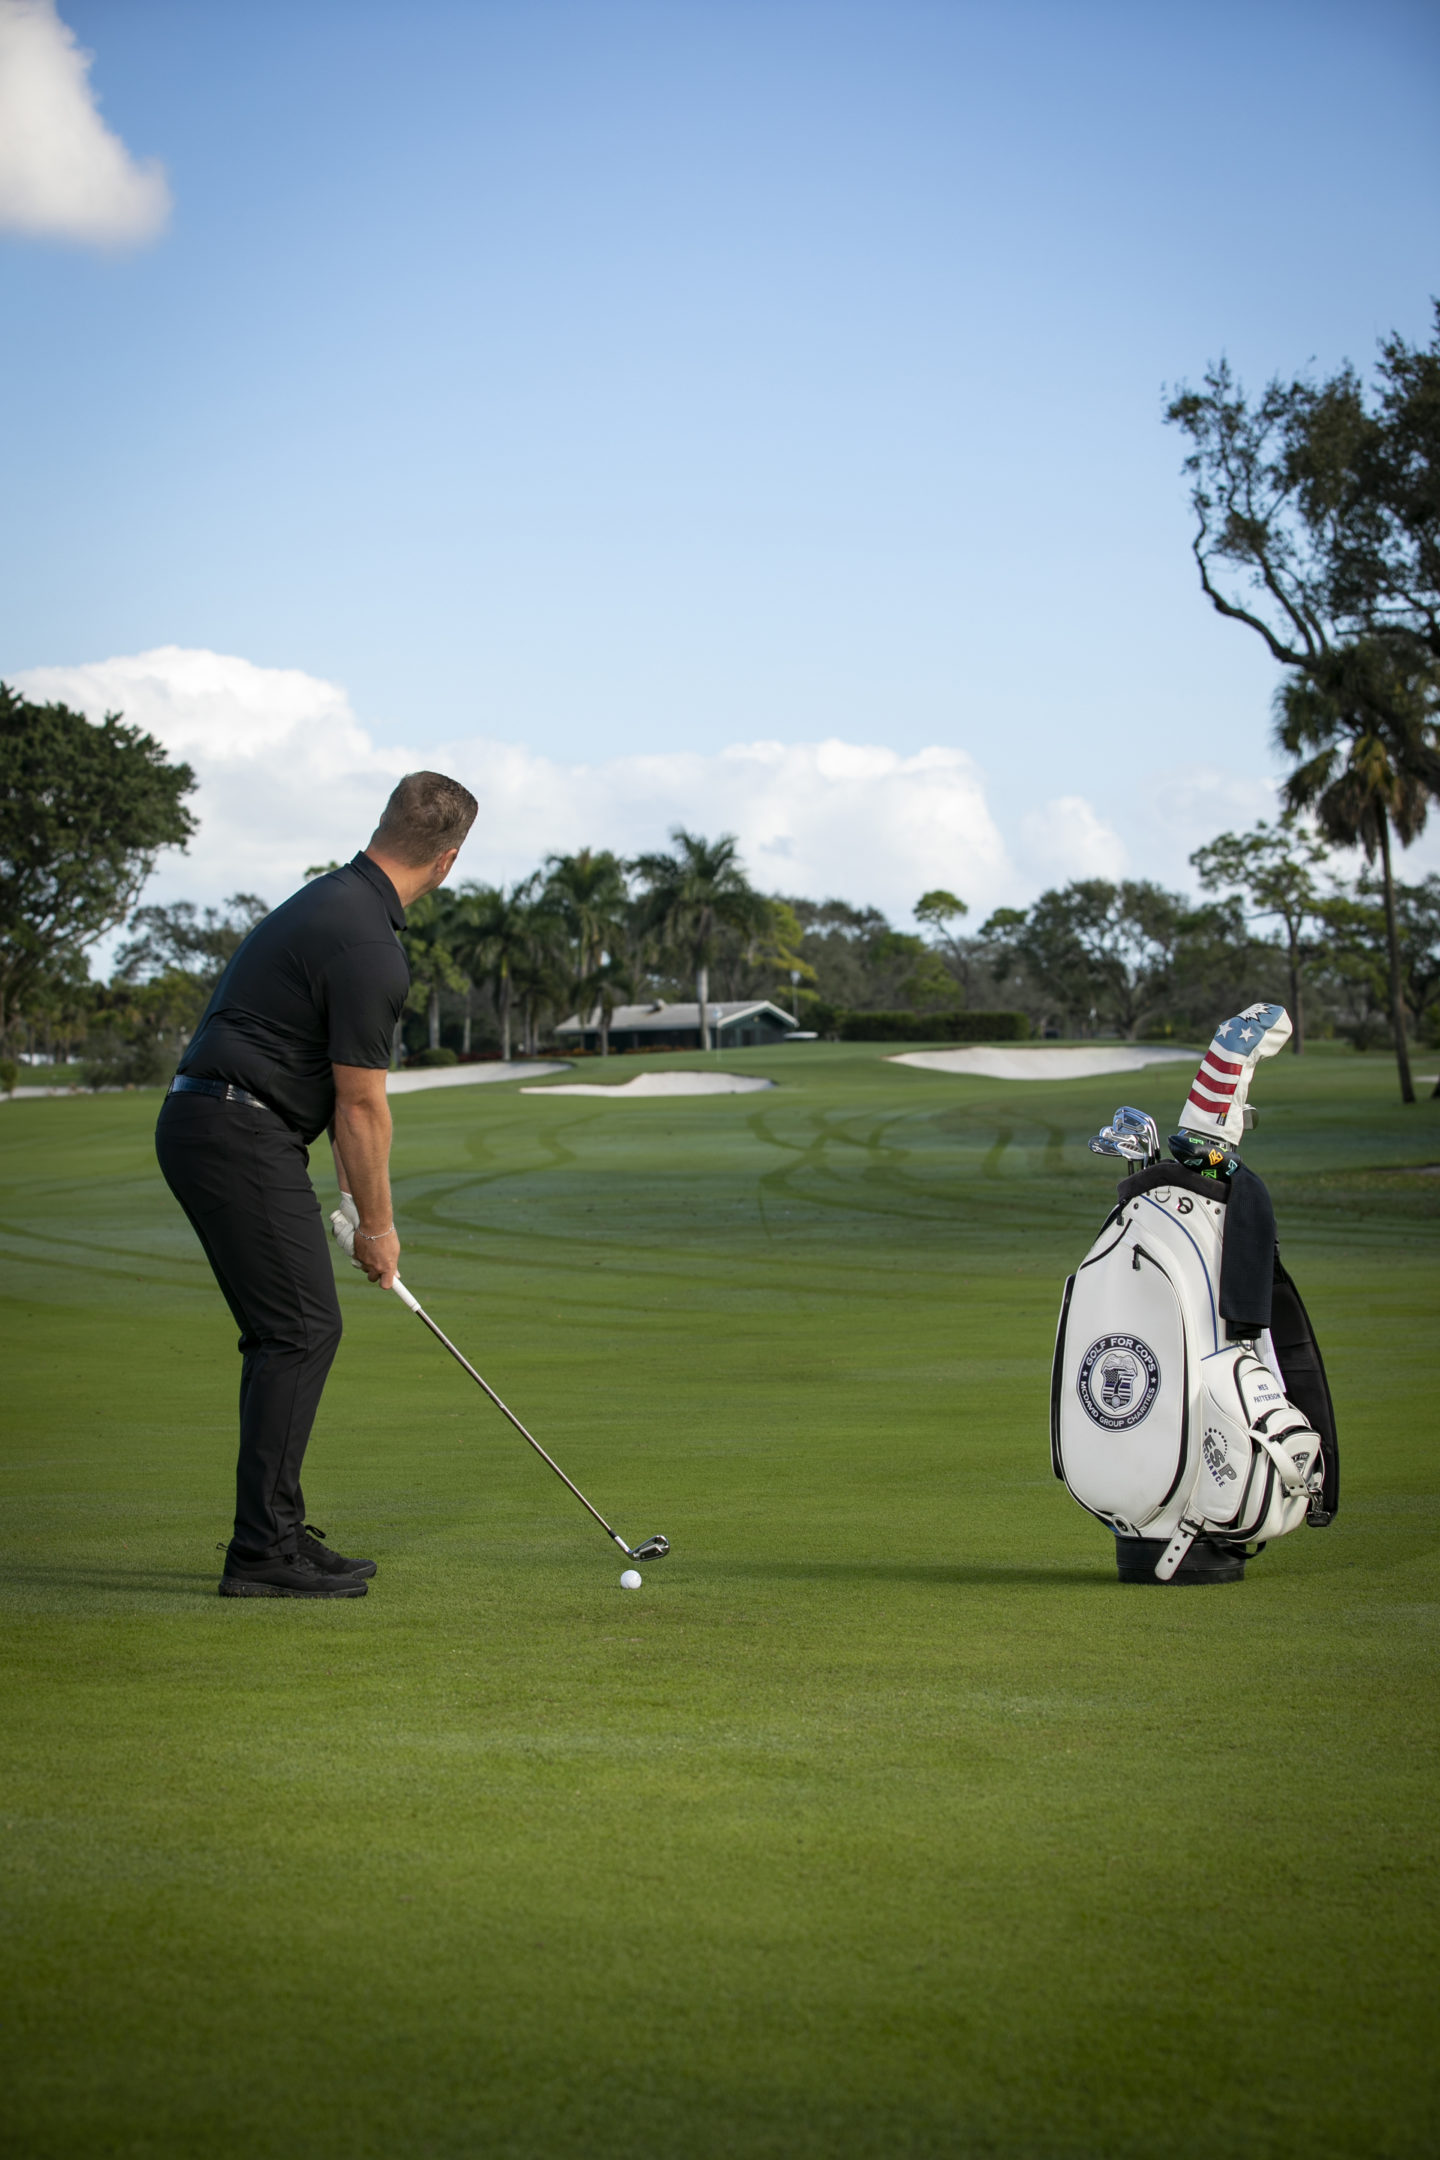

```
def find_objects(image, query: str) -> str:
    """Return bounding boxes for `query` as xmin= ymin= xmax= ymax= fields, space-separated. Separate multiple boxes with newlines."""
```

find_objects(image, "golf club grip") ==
xmin=406 ymin=1301 xmax=621 ymax=1541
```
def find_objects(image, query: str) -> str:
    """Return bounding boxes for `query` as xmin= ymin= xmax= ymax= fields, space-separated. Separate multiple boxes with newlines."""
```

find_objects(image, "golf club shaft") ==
xmin=404 ymin=1297 xmax=629 ymax=1550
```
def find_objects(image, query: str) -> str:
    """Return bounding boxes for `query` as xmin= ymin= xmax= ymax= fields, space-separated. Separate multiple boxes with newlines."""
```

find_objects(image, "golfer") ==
xmin=156 ymin=771 xmax=478 ymax=1599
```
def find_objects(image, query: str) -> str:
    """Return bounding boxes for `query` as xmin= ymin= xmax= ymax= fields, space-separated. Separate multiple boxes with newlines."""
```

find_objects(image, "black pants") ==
xmin=156 ymin=1091 xmax=342 ymax=1558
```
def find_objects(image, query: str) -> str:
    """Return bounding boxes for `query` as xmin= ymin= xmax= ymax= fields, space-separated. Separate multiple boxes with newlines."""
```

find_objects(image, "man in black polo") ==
xmin=156 ymin=770 xmax=478 ymax=1599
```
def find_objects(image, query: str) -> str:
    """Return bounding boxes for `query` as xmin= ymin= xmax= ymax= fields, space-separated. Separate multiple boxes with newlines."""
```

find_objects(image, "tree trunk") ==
xmin=499 ymin=974 xmax=512 ymax=1061
xmin=696 ymin=960 xmax=710 ymax=1051
xmin=462 ymin=986 xmax=472 ymax=1056
xmin=428 ymin=984 xmax=441 ymax=1050
xmin=1375 ymin=805 xmax=1415 ymax=1104
xmin=1288 ymin=934 xmax=1304 ymax=1053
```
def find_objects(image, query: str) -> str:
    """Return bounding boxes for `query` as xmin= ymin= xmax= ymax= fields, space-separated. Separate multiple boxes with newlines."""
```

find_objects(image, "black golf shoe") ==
xmin=298 ymin=1524 xmax=377 ymax=1579
xmin=219 ymin=1546 xmax=367 ymax=1599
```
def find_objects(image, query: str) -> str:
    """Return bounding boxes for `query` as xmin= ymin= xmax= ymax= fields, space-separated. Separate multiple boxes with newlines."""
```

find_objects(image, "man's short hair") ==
xmin=370 ymin=772 xmax=478 ymax=866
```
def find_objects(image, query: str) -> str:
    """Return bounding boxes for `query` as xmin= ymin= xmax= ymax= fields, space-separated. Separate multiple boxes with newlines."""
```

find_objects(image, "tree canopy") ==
xmin=1191 ymin=821 xmax=1328 ymax=1053
xmin=631 ymin=830 xmax=768 ymax=1050
xmin=0 ymin=686 xmax=197 ymax=1037
xmin=1166 ymin=309 xmax=1440 ymax=1099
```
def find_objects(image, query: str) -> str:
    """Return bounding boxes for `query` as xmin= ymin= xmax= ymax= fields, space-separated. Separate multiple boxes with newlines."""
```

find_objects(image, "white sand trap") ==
xmin=891 ymin=1046 xmax=1197 ymax=1082
xmin=387 ymin=1060 xmax=568 ymax=1095
xmin=521 ymin=1071 xmax=775 ymax=1098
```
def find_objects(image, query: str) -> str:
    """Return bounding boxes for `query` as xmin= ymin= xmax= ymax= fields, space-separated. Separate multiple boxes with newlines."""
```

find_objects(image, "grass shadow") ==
xmin=0 ymin=1559 xmax=217 ymax=1602
xmin=694 ymin=1558 xmax=1115 ymax=1587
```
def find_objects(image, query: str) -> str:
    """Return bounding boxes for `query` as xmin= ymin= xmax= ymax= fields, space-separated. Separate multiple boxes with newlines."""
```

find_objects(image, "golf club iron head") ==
xmin=1089 ymin=1118 xmax=1151 ymax=1163
xmin=626 ymin=1535 xmax=671 ymax=1562
xmin=1088 ymin=1132 xmax=1132 ymax=1159
xmin=1111 ymin=1105 xmax=1161 ymax=1164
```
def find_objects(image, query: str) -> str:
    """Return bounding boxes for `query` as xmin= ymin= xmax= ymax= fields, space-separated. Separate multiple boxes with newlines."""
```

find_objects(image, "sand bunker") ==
xmin=521 ymin=1071 xmax=775 ymax=1098
xmin=387 ymin=1060 xmax=568 ymax=1095
xmin=891 ymin=1046 xmax=1196 ymax=1082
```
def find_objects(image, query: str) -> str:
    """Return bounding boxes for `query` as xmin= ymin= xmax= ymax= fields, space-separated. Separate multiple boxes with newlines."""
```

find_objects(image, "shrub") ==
xmin=0 ymin=1056 xmax=18 ymax=1093
xmin=79 ymin=1029 xmax=171 ymax=1089
xmin=410 ymin=1045 xmax=459 ymax=1067
xmin=837 ymin=1009 xmax=1030 ymax=1043
xmin=795 ymin=995 xmax=842 ymax=1039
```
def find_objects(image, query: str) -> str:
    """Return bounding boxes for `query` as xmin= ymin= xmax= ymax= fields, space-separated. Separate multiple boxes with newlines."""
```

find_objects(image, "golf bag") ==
xmin=1051 ymin=1006 xmax=1339 ymax=1584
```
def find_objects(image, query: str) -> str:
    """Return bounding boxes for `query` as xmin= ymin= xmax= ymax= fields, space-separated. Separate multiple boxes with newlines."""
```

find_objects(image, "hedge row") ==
xmin=837 ymin=1009 xmax=1030 ymax=1043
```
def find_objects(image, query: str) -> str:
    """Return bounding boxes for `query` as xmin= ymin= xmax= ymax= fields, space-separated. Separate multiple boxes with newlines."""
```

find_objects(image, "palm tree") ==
xmin=572 ymin=952 xmax=636 ymax=1056
xmin=543 ymin=849 xmax=630 ymax=1049
xmin=1277 ymin=639 xmax=1439 ymax=1102
xmin=510 ymin=888 xmax=569 ymax=1057
xmin=631 ymin=829 xmax=767 ymax=1051
xmin=450 ymin=877 xmax=540 ymax=1062
xmin=399 ymin=889 xmax=467 ymax=1054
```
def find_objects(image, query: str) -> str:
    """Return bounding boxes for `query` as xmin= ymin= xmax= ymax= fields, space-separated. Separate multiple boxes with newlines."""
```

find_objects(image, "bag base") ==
xmin=1114 ymin=1534 xmax=1248 ymax=1585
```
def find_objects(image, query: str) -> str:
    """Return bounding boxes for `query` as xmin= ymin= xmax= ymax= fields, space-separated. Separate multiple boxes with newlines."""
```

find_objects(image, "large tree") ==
xmin=543 ymin=849 xmax=630 ymax=1044
xmin=114 ymin=893 xmax=269 ymax=990
xmin=983 ymin=880 xmax=1192 ymax=1041
xmin=1166 ymin=315 xmax=1440 ymax=1099
xmin=0 ymin=687 xmax=197 ymax=1040
xmin=450 ymin=877 xmax=545 ymax=1062
xmin=631 ymin=830 xmax=767 ymax=1051
xmin=399 ymin=888 xmax=470 ymax=1053
xmin=1190 ymin=821 xmax=1329 ymax=1052
xmin=1275 ymin=647 xmax=1434 ymax=1096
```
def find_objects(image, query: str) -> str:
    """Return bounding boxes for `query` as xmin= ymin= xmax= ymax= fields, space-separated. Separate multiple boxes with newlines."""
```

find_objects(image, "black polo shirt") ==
xmin=177 ymin=853 xmax=411 ymax=1142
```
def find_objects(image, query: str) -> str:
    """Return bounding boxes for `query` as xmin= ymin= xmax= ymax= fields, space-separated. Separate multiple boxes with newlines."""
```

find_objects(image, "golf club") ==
xmin=1089 ymin=1124 xmax=1149 ymax=1162
xmin=1111 ymin=1105 xmax=1161 ymax=1164
xmin=1088 ymin=1131 xmax=1133 ymax=1160
xmin=330 ymin=1212 xmax=669 ymax=1564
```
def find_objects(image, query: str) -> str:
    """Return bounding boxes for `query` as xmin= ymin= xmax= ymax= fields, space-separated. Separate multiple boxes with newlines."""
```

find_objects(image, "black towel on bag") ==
xmin=1219 ymin=1164 xmax=1276 ymax=1337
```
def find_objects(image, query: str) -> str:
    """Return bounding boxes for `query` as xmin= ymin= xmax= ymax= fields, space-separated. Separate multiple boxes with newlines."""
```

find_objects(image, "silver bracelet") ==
xmin=356 ymin=1225 xmax=394 ymax=1240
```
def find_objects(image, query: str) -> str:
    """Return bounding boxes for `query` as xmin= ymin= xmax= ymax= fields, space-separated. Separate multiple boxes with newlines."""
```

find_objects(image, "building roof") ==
xmin=556 ymin=999 xmax=798 ymax=1036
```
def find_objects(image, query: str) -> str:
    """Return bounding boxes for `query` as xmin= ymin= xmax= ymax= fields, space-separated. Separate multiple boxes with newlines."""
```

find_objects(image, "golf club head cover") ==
xmin=1178 ymin=1003 xmax=1291 ymax=1146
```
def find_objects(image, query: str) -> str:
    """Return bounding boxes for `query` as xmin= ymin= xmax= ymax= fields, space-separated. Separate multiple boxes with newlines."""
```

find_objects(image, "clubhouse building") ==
xmin=556 ymin=1000 xmax=800 ymax=1054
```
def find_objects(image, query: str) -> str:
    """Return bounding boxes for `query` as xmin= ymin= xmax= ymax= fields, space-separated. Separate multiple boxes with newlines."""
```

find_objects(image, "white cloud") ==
xmin=1139 ymin=763 xmax=1280 ymax=874
xmin=35 ymin=646 xmax=1399 ymax=949
xmin=0 ymin=0 xmax=170 ymax=247
xmin=1019 ymin=794 xmax=1126 ymax=883
xmin=15 ymin=647 xmax=1017 ymax=926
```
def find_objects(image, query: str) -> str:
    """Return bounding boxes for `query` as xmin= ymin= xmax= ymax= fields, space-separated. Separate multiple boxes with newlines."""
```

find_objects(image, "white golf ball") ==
xmin=620 ymin=1569 xmax=642 ymax=1590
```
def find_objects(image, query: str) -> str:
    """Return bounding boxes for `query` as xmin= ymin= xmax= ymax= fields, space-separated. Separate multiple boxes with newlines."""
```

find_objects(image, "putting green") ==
xmin=1 ymin=1043 xmax=1436 ymax=2158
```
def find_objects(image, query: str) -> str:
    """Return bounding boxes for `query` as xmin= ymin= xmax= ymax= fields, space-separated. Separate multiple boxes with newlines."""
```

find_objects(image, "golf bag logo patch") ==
xmin=1077 ymin=1334 xmax=1160 ymax=1431
xmin=1202 ymin=1428 xmax=1238 ymax=1483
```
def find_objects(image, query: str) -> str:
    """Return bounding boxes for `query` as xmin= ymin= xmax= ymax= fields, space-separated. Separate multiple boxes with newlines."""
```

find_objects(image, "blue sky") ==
xmin=2 ymin=0 xmax=1437 ymax=915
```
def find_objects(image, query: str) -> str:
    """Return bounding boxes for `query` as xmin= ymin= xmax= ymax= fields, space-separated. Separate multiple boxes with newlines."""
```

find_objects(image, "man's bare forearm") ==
xmin=333 ymin=1095 xmax=394 ymax=1230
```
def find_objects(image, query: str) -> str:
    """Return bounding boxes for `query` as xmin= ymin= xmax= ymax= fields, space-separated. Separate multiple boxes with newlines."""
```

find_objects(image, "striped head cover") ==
xmin=1179 ymin=1003 xmax=1292 ymax=1144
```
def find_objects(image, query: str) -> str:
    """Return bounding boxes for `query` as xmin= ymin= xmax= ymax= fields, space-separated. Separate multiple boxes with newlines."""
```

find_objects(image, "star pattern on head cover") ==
xmin=1215 ymin=1005 xmax=1284 ymax=1054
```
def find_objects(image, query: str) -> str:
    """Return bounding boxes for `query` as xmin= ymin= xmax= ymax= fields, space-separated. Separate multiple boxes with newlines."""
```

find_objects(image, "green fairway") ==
xmin=1 ymin=1043 xmax=1436 ymax=2158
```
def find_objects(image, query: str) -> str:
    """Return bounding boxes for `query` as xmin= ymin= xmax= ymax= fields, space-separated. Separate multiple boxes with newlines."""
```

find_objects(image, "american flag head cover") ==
xmin=1179 ymin=1003 xmax=1292 ymax=1144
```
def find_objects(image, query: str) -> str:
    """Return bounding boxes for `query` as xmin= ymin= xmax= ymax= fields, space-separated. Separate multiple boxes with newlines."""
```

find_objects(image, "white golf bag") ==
xmin=1051 ymin=1006 xmax=1339 ymax=1583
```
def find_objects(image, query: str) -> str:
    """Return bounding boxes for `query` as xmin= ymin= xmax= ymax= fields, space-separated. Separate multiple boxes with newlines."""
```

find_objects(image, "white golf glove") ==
xmin=329 ymin=1209 xmax=361 ymax=1266
xmin=336 ymin=1190 xmax=360 ymax=1231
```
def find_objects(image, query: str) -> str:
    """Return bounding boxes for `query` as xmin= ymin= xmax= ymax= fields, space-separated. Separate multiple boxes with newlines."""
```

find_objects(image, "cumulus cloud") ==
xmin=28 ymin=645 xmax=1342 ymax=939
xmin=15 ymin=647 xmax=1017 ymax=925
xmin=1019 ymin=794 xmax=1126 ymax=883
xmin=1138 ymin=764 xmax=1280 ymax=871
xmin=0 ymin=0 xmax=170 ymax=247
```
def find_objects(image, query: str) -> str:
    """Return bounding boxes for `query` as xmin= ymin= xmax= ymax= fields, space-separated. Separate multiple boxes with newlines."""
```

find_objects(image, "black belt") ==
xmin=168 ymin=1075 xmax=276 ymax=1113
